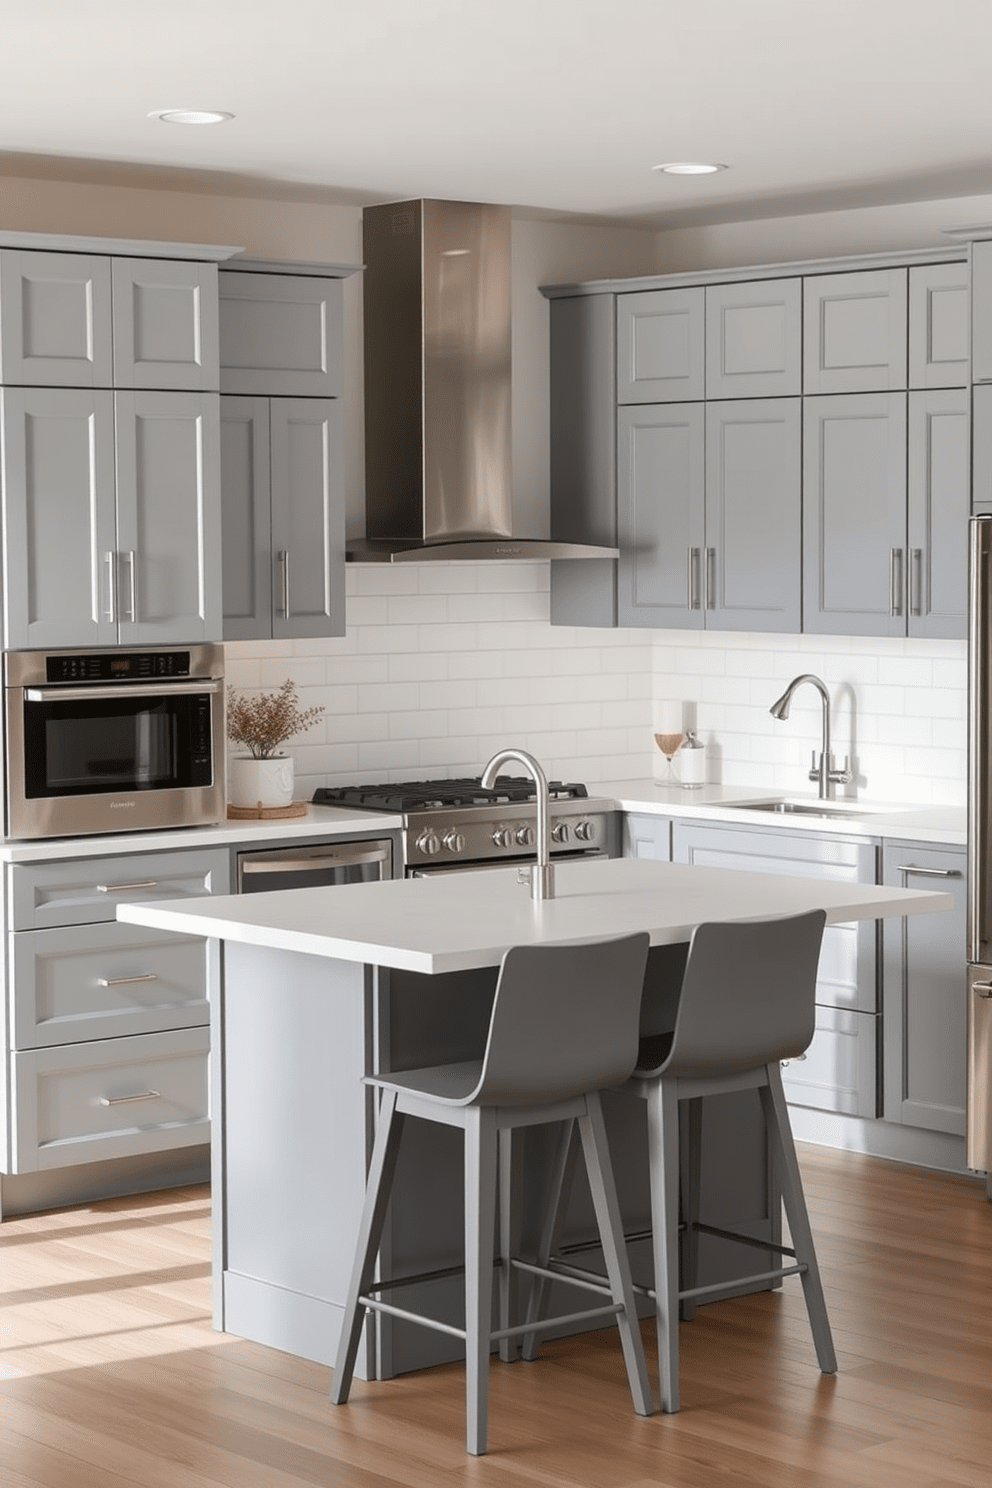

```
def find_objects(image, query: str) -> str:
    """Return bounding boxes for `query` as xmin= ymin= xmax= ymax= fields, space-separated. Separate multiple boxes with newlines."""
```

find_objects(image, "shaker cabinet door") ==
xmin=907 ymin=388 xmax=969 ymax=639
xmin=269 ymin=398 xmax=345 ymax=639
xmin=114 ymin=391 xmax=222 ymax=644
xmin=219 ymin=272 xmax=343 ymax=397
xmin=220 ymin=396 xmax=272 ymax=640
xmin=704 ymin=398 xmax=801 ymax=632
xmin=908 ymin=261 xmax=969 ymax=389
xmin=111 ymin=258 xmax=220 ymax=391
xmin=617 ymin=402 xmax=705 ymax=628
xmin=616 ymin=288 xmax=704 ymax=403
xmin=704 ymin=278 xmax=802 ymax=398
xmin=0 ymin=386 xmax=118 ymax=649
xmin=804 ymin=268 xmax=908 ymax=393
xmin=0 ymin=249 xmax=114 ymax=387
xmin=802 ymin=392 xmax=908 ymax=636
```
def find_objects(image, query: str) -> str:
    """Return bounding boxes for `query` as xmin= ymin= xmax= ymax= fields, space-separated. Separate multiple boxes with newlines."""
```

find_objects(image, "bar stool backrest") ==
xmin=640 ymin=910 xmax=826 ymax=1081
xmin=464 ymin=932 xmax=650 ymax=1107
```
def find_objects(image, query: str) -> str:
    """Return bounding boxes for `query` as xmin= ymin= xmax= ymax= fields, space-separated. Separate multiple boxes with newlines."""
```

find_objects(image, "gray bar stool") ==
xmin=525 ymin=909 xmax=837 ymax=1413
xmin=329 ymin=931 xmax=655 ymax=1456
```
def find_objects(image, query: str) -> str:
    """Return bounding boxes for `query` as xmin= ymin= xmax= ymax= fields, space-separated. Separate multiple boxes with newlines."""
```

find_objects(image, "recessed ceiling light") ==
xmin=149 ymin=109 xmax=234 ymax=126
xmin=653 ymin=162 xmax=728 ymax=176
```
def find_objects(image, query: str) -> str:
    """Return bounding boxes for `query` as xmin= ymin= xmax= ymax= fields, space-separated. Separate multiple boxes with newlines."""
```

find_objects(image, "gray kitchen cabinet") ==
xmin=4 ymin=845 xmax=229 ymax=1176
xmin=110 ymin=258 xmax=219 ymax=391
xmin=0 ymin=250 xmax=218 ymax=390
xmin=623 ymin=813 xmax=671 ymax=860
xmin=970 ymin=238 xmax=992 ymax=383
xmin=906 ymin=388 xmax=969 ymax=639
xmin=881 ymin=843 xmax=966 ymax=1135
xmin=802 ymin=392 xmax=909 ymax=637
xmin=616 ymin=287 xmax=704 ymax=403
xmin=671 ymin=819 xmax=878 ymax=1117
xmin=220 ymin=395 xmax=345 ymax=640
xmin=704 ymin=278 xmax=802 ymax=398
xmin=218 ymin=269 xmax=343 ymax=397
xmin=1 ymin=386 xmax=222 ymax=649
xmin=908 ymin=262 xmax=969 ymax=389
xmin=803 ymin=389 xmax=967 ymax=640
xmin=803 ymin=268 xmax=908 ymax=393
xmin=0 ymin=249 xmax=113 ymax=386
xmin=617 ymin=398 xmax=800 ymax=631
xmin=972 ymin=383 xmax=992 ymax=510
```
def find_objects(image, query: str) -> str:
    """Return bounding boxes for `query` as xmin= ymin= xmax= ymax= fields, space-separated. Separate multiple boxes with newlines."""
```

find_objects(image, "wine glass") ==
xmin=654 ymin=731 xmax=686 ymax=784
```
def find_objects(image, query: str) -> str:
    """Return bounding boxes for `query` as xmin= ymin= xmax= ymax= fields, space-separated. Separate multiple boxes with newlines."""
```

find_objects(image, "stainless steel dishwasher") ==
xmin=236 ymin=839 xmax=393 ymax=893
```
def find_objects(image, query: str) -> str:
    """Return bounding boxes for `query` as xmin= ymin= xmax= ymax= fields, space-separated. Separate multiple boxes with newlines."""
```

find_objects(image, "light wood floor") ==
xmin=2 ymin=1145 xmax=991 ymax=1487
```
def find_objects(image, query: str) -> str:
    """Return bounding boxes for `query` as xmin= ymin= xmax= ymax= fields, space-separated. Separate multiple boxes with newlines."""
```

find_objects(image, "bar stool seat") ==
xmin=525 ymin=910 xmax=837 ymax=1413
xmin=329 ymin=932 xmax=655 ymax=1456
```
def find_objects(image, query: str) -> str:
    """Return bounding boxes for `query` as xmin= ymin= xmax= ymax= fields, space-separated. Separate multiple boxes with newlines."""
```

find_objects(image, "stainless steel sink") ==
xmin=741 ymin=799 xmax=897 ymax=820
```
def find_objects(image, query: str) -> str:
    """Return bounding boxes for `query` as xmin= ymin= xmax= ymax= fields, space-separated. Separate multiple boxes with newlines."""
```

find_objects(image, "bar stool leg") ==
xmin=680 ymin=1095 xmax=703 ymax=1323
xmin=464 ymin=1107 xmax=499 ymax=1456
xmin=578 ymin=1094 xmax=654 ymax=1418
xmin=760 ymin=1067 xmax=837 ymax=1375
xmin=520 ymin=1118 xmax=578 ymax=1362
xmin=645 ymin=1078 xmax=681 ymax=1412
xmin=497 ymin=1127 xmax=520 ymax=1364
xmin=330 ymin=1089 xmax=405 ymax=1405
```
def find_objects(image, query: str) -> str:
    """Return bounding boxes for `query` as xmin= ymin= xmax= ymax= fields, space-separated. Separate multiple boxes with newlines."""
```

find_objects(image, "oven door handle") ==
xmin=240 ymin=846 xmax=392 ymax=874
xmin=24 ymin=680 xmax=223 ymax=702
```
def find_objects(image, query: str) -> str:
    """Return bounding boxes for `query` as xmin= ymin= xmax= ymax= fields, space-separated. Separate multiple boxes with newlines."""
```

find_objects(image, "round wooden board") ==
xmin=226 ymin=800 xmax=309 ymax=821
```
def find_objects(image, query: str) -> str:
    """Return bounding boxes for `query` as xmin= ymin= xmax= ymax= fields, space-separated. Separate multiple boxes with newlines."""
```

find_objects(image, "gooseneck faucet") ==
xmin=480 ymin=747 xmax=554 ymax=901
xmin=769 ymin=674 xmax=852 ymax=800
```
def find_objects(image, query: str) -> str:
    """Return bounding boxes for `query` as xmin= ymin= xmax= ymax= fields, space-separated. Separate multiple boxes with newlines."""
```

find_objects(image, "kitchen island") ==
xmin=118 ymin=857 xmax=950 ymax=1378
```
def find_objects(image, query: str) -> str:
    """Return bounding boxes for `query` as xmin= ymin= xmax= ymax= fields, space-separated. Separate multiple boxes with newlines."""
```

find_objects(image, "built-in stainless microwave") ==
xmin=4 ymin=644 xmax=226 ymax=840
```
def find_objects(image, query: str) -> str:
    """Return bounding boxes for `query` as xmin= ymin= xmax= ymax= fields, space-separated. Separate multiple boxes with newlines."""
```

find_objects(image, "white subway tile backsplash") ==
xmin=225 ymin=568 xmax=966 ymax=806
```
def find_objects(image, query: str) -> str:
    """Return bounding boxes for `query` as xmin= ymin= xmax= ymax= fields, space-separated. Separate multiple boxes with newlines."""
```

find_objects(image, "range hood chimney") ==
xmin=348 ymin=198 xmax=618 ymax=563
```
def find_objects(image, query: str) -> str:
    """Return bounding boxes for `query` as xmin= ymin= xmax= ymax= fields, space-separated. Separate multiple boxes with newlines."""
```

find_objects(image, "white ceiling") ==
xmin=5 ymin=0 xmax=992 ymax=228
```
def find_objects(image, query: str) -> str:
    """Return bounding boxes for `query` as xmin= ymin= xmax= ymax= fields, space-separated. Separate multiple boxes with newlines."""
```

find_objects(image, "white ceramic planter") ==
xmin=229 ymin=754 xmax=295 ymax=809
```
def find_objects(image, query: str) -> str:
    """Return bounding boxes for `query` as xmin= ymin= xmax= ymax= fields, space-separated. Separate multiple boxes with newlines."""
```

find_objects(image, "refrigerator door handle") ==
xmin=969 ymin=518 xmax=992 ymax=963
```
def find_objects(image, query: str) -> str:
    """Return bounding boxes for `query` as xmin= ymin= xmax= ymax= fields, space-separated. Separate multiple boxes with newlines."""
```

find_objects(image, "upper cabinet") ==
xmin=218 ymin=261 xmax=355 ymax=640
xmin=704 ymin=278 xmax=802 ymax=398
xmin=616 ymin=288 xmax=704 ymax=403
xmin=803 ymin=268 xmax=908 ymax=393
xmin=908 ymin=262 xmax=969 ymax=388
xmin=970 ymin=239 xmax=992 ymax=383
xmin=0 ymin=249 xmax=219 ymax=390
xmin=218 ymin=271 xmax=343 ymax=397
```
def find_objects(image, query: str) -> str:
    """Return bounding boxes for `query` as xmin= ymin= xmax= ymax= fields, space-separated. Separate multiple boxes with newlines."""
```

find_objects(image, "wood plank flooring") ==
xmin=2 ymin=1145 xmax=991 ymax=1487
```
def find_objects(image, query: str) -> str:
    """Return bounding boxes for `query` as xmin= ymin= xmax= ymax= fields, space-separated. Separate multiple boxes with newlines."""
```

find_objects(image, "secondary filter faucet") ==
xmin=769 ymin=674 xmax=852 ymax=801
xmin=480 ymin=747 xmax=554 ymax=901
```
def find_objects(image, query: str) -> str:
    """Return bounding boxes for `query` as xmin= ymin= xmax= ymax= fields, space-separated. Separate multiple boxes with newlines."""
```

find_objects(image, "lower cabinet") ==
xmin=881 ymin=842 xmax=967 ymax=1135
xmin=623 ymin=812 xmax=671 ymax=860
xmin=4 ymin=846 xmax=229 ymax=1176
xmin=670 ymin=819 xmax=879 ymax=1117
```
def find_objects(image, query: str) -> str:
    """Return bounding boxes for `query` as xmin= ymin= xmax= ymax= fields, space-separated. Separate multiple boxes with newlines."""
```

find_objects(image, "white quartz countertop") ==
xmin=117 ymin=856 xmax=951 ymax=976
xmin=593 ymin=779 xmax=968 ymax=847
xmin=0 ymin=804 xmax=404 ymax=863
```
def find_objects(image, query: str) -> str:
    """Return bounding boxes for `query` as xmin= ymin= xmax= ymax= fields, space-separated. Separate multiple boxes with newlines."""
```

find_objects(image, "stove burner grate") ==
xmin=312 ymin=775 xmax=589 ymax=813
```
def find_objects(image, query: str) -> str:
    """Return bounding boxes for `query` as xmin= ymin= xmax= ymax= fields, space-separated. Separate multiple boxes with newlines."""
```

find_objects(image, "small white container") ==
xmin=679 ymin=732 xmax=706 ymax=788
xmin=228 ymin=754 xmax=295 ymax=808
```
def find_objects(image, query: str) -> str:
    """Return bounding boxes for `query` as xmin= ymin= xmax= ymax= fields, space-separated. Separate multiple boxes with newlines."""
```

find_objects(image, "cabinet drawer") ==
xmin=10 ymin=1026 xmax=209 ymax=1172
xmin=8 ymin=847 xmax=230 ymax=930
xmin=11 ymin=922 xmax=211 ymax=1049
xmin=219 ymin=273 xmax=343 ymax=396
xmin=781 ymin=1007 xmax=877 ymax=1117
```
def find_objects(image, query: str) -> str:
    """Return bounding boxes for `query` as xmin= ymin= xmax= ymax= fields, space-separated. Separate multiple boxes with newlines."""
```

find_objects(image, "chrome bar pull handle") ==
xmin=687 ymin=548 xmax=701 ymax=610
xmin=96 ymin=880 xmax=159 ymax=894
xmin=889 ymin=547 xmax=904 ymax=616
xmin=705 ymin=548 xmax=716 ymax=610
xmin=125 ymin=550 xmax=137 ymax=623
xmin=98 ymin=1090 xmax=161 ymax=1107
xmin=896 ymin=865 xmax=961 ymax=878
xmin=909 ymin=548 xmax=923 ymax=617
xmin=97 ymin=973 xmax=160 ymax=987
xmin=278 ymin=550 xmax=290 ymax=616
xmin=104 ymin=551 xmax=117 ymax=624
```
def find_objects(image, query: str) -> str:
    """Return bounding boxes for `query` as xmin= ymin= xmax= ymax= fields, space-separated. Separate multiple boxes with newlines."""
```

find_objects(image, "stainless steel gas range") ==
xmin=312 ymin=776 xmax=618 ymax=876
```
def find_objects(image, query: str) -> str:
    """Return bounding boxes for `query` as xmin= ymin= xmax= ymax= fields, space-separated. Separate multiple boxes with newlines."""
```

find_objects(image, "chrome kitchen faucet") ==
xmin=769 ymin=674 xmax=852 ymax=801
xmin=480 ymin=748 xmax=554 ymax=901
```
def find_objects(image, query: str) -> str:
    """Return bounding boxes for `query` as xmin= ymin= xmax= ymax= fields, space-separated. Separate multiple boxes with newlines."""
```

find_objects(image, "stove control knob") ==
xmin=492 ymin=825 xmax=513 ymax=849
xmin=416 ymin=829 xmax=441 ymax=857
xmin=443 ymin=831 xmax=466 ymax=855
xmin=574 ymin=819 xmax=595 ymax=843
xmin=552 ymin=822 xmax=569 ymax=844
xmin=515 ymin=825 xmax=535 ymax=848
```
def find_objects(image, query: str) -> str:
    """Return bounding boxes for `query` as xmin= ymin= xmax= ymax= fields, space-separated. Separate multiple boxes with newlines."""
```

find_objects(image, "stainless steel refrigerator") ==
xmin=967 ymin=516 xmax=992 ymax=1195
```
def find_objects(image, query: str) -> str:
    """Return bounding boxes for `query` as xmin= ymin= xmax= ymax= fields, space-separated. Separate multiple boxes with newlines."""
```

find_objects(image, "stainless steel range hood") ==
xmin=349 ymin=198 xmax=618 ymax=563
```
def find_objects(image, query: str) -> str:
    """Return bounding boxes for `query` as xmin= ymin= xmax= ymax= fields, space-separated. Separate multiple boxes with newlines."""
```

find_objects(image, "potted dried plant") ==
xmin=226 ymin=679 xmax=325 ymax=809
